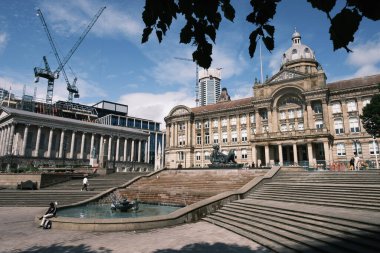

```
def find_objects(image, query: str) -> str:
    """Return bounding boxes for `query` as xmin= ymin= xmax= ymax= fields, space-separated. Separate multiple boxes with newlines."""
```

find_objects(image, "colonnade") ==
xmin=0 ymin=122 xmax=149 ymax=164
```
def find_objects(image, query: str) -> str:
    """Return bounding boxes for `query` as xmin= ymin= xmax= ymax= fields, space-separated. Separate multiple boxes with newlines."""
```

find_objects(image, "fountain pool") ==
xmin=58 ymin=203 xmax=183 ymax=219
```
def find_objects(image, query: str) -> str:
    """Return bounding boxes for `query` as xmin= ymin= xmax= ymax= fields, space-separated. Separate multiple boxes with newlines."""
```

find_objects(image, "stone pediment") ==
xmin=266 ymin=70 xmax=306 ymax=84
xmin=0 ymin=110 xmax=9 ymax=121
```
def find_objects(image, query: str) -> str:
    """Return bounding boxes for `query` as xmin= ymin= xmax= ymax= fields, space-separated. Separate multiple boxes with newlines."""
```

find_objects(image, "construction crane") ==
xmin=174 ymin=57 xmax=199 ymax=106
xmin=34 ymin=6 xmax=106 ymax=104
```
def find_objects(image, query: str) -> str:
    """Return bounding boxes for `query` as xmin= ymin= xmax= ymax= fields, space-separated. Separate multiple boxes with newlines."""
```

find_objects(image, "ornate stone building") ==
xmin=164 ymin=31 xmax=380 ymax=169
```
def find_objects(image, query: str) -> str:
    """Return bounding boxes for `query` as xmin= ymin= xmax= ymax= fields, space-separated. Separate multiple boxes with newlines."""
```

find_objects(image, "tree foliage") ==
xmin=141 ymin=0 xmax=380 ymax=69
xmin=361 ymin=85 xmax=380 ymax=138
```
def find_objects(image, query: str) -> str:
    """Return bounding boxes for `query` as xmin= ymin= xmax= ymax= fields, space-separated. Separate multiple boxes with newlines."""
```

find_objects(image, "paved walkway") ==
xmin=0 ymin=207 xmax=271 ymax=253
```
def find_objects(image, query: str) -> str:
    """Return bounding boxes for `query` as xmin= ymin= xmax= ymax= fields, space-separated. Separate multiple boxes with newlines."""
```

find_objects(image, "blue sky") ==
xmin=0 ymin=0 xmax=379 ymax=128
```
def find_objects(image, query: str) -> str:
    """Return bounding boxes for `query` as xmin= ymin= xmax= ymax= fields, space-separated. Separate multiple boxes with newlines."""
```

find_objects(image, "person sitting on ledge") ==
xmin=39 ymin=202 xmax=57 ymax=228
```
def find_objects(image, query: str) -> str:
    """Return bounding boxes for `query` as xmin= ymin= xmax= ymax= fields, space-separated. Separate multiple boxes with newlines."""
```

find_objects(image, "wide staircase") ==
xmin=119 ymin=169 xmax=264 ymax=206
xmin=203 ymin=170 xmax=380 ymax=253
xmin=0 ymin=172 xmax=147 ymax=207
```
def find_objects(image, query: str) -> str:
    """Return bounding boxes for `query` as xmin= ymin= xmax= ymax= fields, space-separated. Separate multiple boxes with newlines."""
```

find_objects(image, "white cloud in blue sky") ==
xmin=0 ymin=0 xmax=379 ymax=127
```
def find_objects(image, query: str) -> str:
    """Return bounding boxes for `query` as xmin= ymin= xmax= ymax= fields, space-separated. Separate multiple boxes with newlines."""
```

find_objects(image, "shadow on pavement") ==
xmin=17 ymin=244 xmax=112 ymax=253
xmin=153 ymin=242 xmax=271 ymax=253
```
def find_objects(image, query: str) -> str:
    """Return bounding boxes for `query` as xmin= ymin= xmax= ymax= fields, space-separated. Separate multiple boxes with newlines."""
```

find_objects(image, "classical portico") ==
xmin=0 ymin=107 xmax=149 ymax=169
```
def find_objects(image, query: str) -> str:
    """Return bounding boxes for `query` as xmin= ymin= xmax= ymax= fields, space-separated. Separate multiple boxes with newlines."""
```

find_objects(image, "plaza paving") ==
xmin=0 ymin=207 xmax=271 ymax=253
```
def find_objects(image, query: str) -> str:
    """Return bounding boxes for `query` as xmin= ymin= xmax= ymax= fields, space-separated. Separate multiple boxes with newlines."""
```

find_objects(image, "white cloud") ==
xmin=41 ymin=0 xmax=142 ymax=41
xmin=346 ymin=39 xmax=380 ymax=77
xmin=268 ymin=46 xmax=287 ymax=76
xmin=118 ymin=90 xmax=194 ymax=129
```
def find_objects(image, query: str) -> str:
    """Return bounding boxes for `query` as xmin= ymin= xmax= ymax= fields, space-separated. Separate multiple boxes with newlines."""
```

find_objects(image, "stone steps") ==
xmin=203 ymin=199 xmax=380 ymax=253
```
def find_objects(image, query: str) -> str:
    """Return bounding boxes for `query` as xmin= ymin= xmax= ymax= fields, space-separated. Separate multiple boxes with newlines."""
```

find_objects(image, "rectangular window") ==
xmin=178 ymin=122 xmax=186 ymax=130
xmin=213 ymin=119 xmax=218 ymax=128
xmin=178 ymin=135 xmax=185 ymax=146
xmin=362 ymin=98 xmax=371 ymax=108
xmin=221 ymin=117 xmax=227 ymax=127
xmin=222 ymin=132 xmax=228 ymax=143
xmin=196 ymin=134 xmax=201 ymax=145
xmin=252 ymin=128 xmax=257 ymax=134
xmin=205 ymin=133 xmax=210 ymax=144
xmin=347 ymin=100 xmax=357 ymax=112
xmin=231 ymin=131 xmax=237 ymax=143
xmin=280 ymin=111 xmax=286 ymax=120
xmin=195 ymin=121 xmax=201 ymax=129
xmin=230 ymin=116 xmax=237 ymax=126
xmin=204 ymin=120 xmax=209 ymax=129
xmin=334 ymin=119 xmax=344 ymax=134
xmin=315 ymin=120 xmax=323 ymax=129
xmin=241 ymin=130 xmax=247 ymax=142
xmin=250 ymin=113 xmax=255 ymax=123
xmin=297 ymin=109 xmax=303 ymax=118
xmin=349 ymin=118 xmax=360 ymax=133
xmin=240 ymin=115 xmax=247 ymax=125
xmin=297 ymin=123 xmax=304 ymax=130
xmin=195 ymin=152 xmax=201 ymax=161
xmin=313 ymin=102 xmax=322 ymax=114
xmin=280 ymin=124 xmax=287 ymax=132
xmin=289 ymin=124 xmax=294 ymax=130
xmin=260 ymin=110 xmax=268 ymax=120
xmin=204 ymin=151 xmax=210 ymax=160
xmin=178 ymin=151 xmax=184 ymax=161
xmin=337 ymin=143 xmax=346 ymax=156
xmin=213 ymin=133 xmax=219 ymax=144
xmin=262 ymin=125 xmax=269 ymax=132
xmin=241 ymin=149 xmax=247 ymax=159
xmin=288 ymin=109 xmax=295 ymax=119
xmin=332 ymin=102 xmax=341 ymax=113
xmin=370 ymin=142 xmax=379 ymax=155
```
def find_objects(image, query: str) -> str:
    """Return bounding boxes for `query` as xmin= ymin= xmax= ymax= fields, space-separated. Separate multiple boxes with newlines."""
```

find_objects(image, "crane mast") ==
xmin=34 ymin=6 xmax=106 ymax=104
xmin=174 ymin=57 xmax=199 ymax=106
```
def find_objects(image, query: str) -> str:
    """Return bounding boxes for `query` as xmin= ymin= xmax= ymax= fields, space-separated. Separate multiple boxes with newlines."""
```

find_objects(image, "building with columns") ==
xmin=164 ymin=31 xmax=380 ymax=169
xmin=0 ymin=99 xmax=165 ymax=171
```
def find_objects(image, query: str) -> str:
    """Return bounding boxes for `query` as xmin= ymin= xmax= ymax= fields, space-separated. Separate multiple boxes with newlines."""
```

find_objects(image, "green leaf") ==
xmin=141 ymin=27 xmax=153 ymax=43
xmin=221 ymin=0 xmax=235 ymax=21
xmin=307 ymin=0 xmax=336 ymax=13
xmin=263 ymin=24 xmax=275 ymax=37
xmin=329 ymin=8 xmax=362 ymax=51
xmin=156 ymin=30 xmax=163 ymax=43
xmin=180 ymin=24 xmax=193 ymax=44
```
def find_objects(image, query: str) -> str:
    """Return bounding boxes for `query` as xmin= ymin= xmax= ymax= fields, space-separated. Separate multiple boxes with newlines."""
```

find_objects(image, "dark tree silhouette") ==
xmin=361 ymin=85 xmax=380 ymax=138
xmin=141 ymin=0 xmax=380 ymax=69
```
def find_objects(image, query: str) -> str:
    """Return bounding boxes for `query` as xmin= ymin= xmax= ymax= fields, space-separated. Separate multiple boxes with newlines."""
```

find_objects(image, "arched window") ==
xmin=334 ymin=119 xmax=344 ymax=134
xmin=349 ymin=117 xmax=360 ymax=133
xmin=195 ymin=152 xmax=201 ymax=161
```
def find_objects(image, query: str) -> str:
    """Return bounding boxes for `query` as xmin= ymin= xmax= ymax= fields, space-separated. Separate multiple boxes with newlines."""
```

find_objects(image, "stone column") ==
xmin=166 ymin=125 xmax=170 ymax=147
xmin=251 ymin=145 xmax=257 ymax=166
xmin=90 ymin=134 xmax=95 ymax=160
xmin=155 ymin=133 xmax=158 ymax=163
xmin=307 ymin=142 xmax=313 ymax=167
xmin=255 ymin=111 xmax=261 ymax=134
xmin=59 ymin=129 xmax=65 ymax=158
xmin=145 ymin=140 xmax=148 ymax=163
xmin=272 ymin=108 xmax=278 ymax=132
xmin=323 ymin=141 xmax=330 ymax=163
xmin=322 ymin=99 xmax=329 ymax=130
xmin=278 ymin=144 xmax=283 ymax=165
xmin=4 ymin=125 xmax=11 ymax=155
xmin=21 ymin=124 xmax=29 ymax=156
xmin=46 ymin=128 xmax=54 ymax=158
xmin=70 ymin=131 xmax=76 ymax=159
xmin=8 ymin=124 xmax=16 ymax=155
xmin=116 ymin=137 xmax=120 ymax=161
xmin=80 ymin=132 xmax=86 ymax=159
xmin=131 ymin=139 xmax=135 ymax=161
xmin=306 ymin=102 xmax=313 ymax=129
xmin=293 ymin=143 xmax=298 ymax=165
xmin=147 ymin=135 xmax=151 ymax=163
xmin=99 ymin=135 xmax=104 ymax=164
xmin=34 ymin=126 xmax=42 ymax=157
xmin=107 ymin=136 xmax=112 ymax=161
xmin=264 ymin=145 xmax=270 ymax=166
xmin=123 ymin=138 xmax=128 ymax=162
xmin=138 ymin=140 xmax=142 ymax=162
xmin=342 ymin=100 xmax=350 ymax=134
xmin=267 ymin=109 xmax=272 ymax=132
xmin=0 ymin=127 xmax=4 ymax=155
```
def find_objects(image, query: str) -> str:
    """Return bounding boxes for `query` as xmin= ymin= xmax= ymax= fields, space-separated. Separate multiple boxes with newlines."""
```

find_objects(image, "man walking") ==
xmin=81 ymin=176 xmax=89 ymax=191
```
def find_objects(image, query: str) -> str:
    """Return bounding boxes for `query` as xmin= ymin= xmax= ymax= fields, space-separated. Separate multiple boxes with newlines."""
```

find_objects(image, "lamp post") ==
xmin=373 ymin=136 xmax=379 ymax=169
xmin=353 ymin=139 xmax=359 ymax=156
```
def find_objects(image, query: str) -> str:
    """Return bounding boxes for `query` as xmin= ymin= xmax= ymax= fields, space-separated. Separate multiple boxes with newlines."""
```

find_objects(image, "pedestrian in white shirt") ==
xmin=81 ymin=176 xmax=89 ymax=191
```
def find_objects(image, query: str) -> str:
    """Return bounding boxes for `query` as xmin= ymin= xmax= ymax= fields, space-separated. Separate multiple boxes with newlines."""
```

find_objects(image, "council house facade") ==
xmin=164 ymin=31 xmax=380 ymax=169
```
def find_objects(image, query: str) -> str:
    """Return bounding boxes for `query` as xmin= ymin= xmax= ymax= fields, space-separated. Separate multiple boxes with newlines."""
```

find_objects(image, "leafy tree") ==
xmin=141 ymin=0 xmax=380 ymax=69
xmin=361 ymin=85 xmax=380 ymax=138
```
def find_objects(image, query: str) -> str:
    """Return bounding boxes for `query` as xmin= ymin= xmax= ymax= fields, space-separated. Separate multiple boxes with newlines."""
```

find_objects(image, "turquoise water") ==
xmin=58 ymin=203 xmax=182 ymax=219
